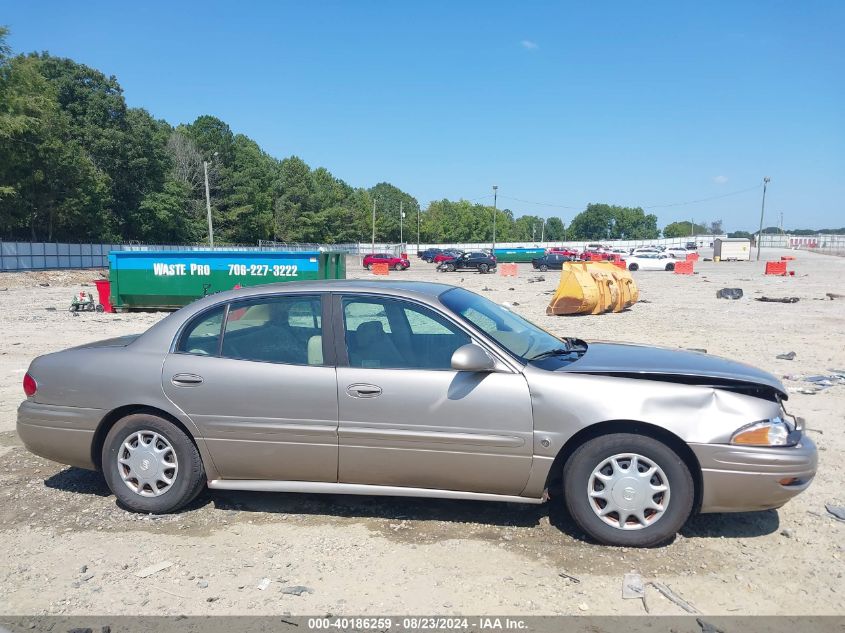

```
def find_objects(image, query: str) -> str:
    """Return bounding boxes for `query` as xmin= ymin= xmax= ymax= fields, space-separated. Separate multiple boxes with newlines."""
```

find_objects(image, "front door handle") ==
xmin=172 ymin=373 xmax=203 ymax=387
xmin=346 ymin=383 xmax=382 ymax=398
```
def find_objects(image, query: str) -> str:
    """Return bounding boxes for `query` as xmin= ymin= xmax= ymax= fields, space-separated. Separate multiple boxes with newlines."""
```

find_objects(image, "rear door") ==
xmin=333 ymin=293 xmax=534 ymax=496
xmin=162 ymin=293 xmax=338 ymax=482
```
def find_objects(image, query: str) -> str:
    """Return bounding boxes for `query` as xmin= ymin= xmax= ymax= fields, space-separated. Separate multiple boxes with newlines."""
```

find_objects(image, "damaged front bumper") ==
xmin=691 ymin=435 xmax=817 ymax=513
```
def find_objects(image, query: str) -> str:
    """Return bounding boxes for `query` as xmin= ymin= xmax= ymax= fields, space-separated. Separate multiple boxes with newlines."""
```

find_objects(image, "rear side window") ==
xmin=221 ymin=295 xmax=324 ymax=365
xmin=178 ymin=306 xmax=225 ymax=356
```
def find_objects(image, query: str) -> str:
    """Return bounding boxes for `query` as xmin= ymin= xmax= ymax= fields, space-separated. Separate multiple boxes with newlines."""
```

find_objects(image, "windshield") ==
xmin=440 ymin=287 xmax=572 ymax=361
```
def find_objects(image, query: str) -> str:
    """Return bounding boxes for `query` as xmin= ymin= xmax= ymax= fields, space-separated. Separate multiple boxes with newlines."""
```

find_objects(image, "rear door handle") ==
xmin=172 ymin=373 xmax=203 ymax=387
xmin=346 ymin=383 xmax=382 ymax=398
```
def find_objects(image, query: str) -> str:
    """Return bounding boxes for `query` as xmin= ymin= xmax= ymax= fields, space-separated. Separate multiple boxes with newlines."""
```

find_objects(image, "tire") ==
xmin=665 ymin=263 xmax=675 ymax=271
xmin=628 ymin=263 xmax=639 ymax=271
xmin=102 ymin=413 xmax=205 ymax=514
xmin=366 ymin=264 xmax=374 ymax=270
xmin=563 ymin=433 xmax=693 ymax=547
xmin=394 ymin=263 xmax=403 ymax=271
xmin=95 ymin=304 xmax=105 ymax=313
xmin=445 ymin=264 xmax=456 ymax=272
xmin=539 ymin=264 xmax=548 ymax=272
xmin=478 ymin=263 xmax=489 ymax=274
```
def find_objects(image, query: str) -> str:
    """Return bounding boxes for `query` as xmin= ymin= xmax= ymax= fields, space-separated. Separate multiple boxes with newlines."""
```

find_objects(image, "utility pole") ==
xmin=203 ymin=160 xmax=214 ymax=248
xmin=540 ymin=219 xmax=545 ymax=244
xmin=756 ymin=177 xmax=771 ymax=261
xmin=416 ymin=204 xmax=420 ymax=254
xmin=399 ymin=200 xmax=404 ymax=246
xmin=371 ymin=199 xmax=376 ymax=256
xmin=492 ymin=185 xmax=498 ymax=253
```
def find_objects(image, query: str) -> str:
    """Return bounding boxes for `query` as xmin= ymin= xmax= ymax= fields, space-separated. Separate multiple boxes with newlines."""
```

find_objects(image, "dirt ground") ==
xmin=0 ymin=248 xmax=843 ymax=616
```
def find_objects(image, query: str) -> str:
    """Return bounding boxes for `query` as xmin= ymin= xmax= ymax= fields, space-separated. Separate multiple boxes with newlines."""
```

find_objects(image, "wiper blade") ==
xmin=528 ymin=347 xmax=573 ymax=361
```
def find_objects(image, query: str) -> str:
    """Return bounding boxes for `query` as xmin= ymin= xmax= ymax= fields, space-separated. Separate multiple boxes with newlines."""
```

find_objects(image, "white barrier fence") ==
xmin=3 ymin=234 xmax=843 ymax=271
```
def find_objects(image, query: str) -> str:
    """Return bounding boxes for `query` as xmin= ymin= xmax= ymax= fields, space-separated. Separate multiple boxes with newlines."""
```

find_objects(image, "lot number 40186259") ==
xmin=228 ymin=263 xmax=299 ymax=277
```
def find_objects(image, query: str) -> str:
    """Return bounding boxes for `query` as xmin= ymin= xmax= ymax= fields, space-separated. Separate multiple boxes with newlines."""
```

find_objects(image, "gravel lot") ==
xmin=0 ymin=249 xmax=843 ymax=616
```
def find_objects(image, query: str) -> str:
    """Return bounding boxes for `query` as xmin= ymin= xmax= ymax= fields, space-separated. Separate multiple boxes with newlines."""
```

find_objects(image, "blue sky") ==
xmin=4 ymin=1 xmax=844 ymax=231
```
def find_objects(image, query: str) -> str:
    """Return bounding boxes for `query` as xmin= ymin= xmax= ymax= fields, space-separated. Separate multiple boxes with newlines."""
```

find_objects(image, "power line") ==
xmin=488 ymin=183 xmax=763 ymax=212
xmin=498 ymin=195 xmax=580 ymax=209
xmin=641 ymin=183 xmax=763 ymax=209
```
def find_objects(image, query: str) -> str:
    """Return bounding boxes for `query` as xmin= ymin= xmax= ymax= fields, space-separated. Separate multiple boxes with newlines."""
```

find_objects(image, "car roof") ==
xmin=199 ymin=279 xmax=455 ymax=305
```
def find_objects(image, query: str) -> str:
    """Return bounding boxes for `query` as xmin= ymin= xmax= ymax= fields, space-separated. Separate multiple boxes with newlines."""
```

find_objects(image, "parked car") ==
xmin=547 ymin=247 xmax=579 ymax=258
xmin=433 ymin=250 xmax=463 ymax=263
xmin=437 ymin=251 xmax=496 ymax=273
xmin=418 ymin=248 xmax=442 ymax=262
xmin=626 ymin=253 xmax=677 ymax=271
xmin=579 ymin=250 xmax=612 ymax=261
xmin=630 ymin=247 xmax=662 ymax=256
xmin=685 ymin=241 xmax=698 ymax=250
xmin=363 ymin=253 xmax=410 ymax=271
xmin=18 ymin=280 xmax=815 ymax=547
xmin=665 ymin=247 xmax=691 ymax=259
xmin=531 ymin=252 xmax=572 ymax=271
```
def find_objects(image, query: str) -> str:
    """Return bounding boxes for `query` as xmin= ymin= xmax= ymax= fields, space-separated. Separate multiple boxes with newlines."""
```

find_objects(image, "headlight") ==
xmin=730 ymin=416 xmax=797 ymax=447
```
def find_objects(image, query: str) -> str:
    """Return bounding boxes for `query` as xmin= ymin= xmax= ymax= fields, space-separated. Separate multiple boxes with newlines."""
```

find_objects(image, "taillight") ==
xmin=23 ymin=373 xmax=37 ymax=397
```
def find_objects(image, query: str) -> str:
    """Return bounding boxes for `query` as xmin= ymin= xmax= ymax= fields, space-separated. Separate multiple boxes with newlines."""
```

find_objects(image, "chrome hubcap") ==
xmin=118 ymin=430 xmax=178 ymax=497
xmin=588 ymin=453 xmax=670 ymax=530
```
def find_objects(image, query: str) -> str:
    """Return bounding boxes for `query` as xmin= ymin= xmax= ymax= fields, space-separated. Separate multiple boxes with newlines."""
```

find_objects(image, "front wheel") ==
xmin=539 ymin=264 xmax=548 ymax=272
xmin=628 ymin=263 xmax=639 ymax=271
xmin=665 ymin=263 xmax=675 ymax=271
xmin=563 ymin=433 xmax=693 ymax=547
xmin=102 ymin=414 xmax=205 ymax=514
xmin=394 ymin=263 xmax=404 ymax=271
xmin=366 ymin=263 xmax=374 ymax=270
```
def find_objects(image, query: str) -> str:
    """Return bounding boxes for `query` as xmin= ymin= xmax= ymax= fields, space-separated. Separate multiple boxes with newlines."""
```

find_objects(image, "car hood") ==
xmin=560 ymin=341 xmax=787 ymax=399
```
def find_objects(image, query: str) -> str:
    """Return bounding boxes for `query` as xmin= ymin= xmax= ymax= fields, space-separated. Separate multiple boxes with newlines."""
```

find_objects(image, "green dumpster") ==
xmin=108 ymin=250 xmax=346 ymax=310
xmin=493 ymin=248 xmax=546 ymax=263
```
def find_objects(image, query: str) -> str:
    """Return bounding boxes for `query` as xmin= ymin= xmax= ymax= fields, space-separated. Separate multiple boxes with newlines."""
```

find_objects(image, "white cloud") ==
xmin=521 ymin=40 xmax=539 ymax=50
xmin=713 ymin=175 xmax=729 ymax=184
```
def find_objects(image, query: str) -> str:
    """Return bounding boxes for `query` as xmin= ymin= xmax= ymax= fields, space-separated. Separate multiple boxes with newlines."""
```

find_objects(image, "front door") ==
xmin=162 ymin=294 xmax=338 ymax=482
xmin=334 ymin=294 xmax=534 ymax=496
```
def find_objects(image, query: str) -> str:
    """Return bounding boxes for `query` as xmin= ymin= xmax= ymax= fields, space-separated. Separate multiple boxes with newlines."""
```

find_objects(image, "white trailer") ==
xmin=714 ymin=237 xmax=751 ymax=261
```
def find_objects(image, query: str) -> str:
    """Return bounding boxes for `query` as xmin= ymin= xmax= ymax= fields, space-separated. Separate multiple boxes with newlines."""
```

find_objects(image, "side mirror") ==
xmin=451 ymin=343 xmax=496 ymax=372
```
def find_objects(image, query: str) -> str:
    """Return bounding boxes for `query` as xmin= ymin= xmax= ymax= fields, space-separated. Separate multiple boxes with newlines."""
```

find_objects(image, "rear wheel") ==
xmin=628 ymin=263 xmax=639 ymax=271
xmin=478 ymin=263 xmax=489 ymax=274
xmin=563 ymin=433 xmax=693 ymax=547
xmin=102 ymin=413 xmax=205 ymax=514
xmin=665 ymin=262 xmax=675 ymax=271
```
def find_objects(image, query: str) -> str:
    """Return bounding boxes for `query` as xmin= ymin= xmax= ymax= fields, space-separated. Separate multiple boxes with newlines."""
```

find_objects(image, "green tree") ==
xmin=568 ymin=204 xmax=659 ymax=240
xmin=544 ymin=217 xmax=566 ymax=240
xmin=182 ymin=115 xmax=235 ymax=164
xmin=273 ymin=156 xmax=315 ymax=242
xmin=663 ymin=221 xmax=708 ymax=238
xmin=136 ymin=179 xmax=193 ymax=242
xmin=369 ymin=182 xmax=420 ymax=243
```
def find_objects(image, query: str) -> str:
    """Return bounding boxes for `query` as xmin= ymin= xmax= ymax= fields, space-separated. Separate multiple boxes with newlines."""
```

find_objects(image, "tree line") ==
xmin=7 ymin=29 xmax=822 ymax=247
